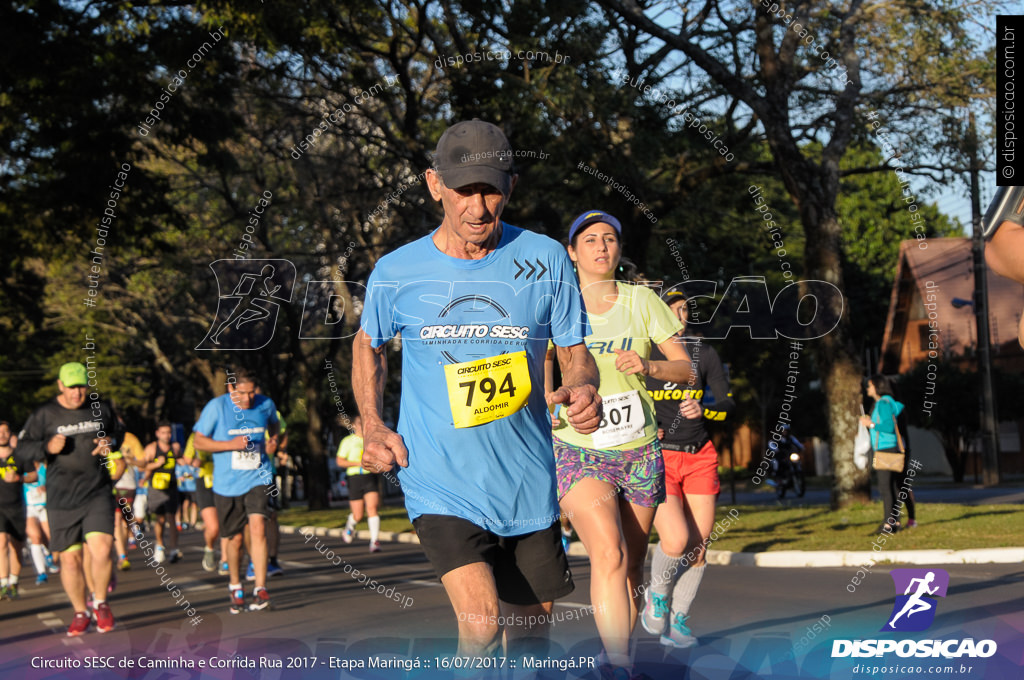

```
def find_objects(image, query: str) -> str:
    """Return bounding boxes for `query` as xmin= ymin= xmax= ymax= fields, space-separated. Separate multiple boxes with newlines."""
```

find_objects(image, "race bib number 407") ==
xmin=444 ymin=351 xmax=531 ymax=428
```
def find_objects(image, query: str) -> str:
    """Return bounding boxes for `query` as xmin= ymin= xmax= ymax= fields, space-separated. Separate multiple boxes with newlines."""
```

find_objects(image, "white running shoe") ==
xmin=640 ymin=590 xmax=670 ymax=636
xmin=660 ymin=612 xmax=698 ymax=649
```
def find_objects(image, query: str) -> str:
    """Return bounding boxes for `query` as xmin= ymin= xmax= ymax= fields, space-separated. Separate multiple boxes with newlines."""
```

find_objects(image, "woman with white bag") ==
xmin=859 ymin=375 xmax=917 ymax=533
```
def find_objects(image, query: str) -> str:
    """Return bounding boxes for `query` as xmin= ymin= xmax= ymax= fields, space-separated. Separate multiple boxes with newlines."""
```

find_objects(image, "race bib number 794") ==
xmin=444 ymin=351 xmax=531 ymax=428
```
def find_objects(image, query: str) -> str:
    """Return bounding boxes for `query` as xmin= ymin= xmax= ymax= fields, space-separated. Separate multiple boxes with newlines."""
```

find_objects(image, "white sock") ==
xmin=670 ymin=564 xmax=706 ymax=618
xmin=1 ymin=577 xmax=7 ymax=587
xmin=345 ymin=513 xmax=357 ymax=531
xmin=9 ymin=574 xmax=17 ymax=586
xmin=650 ymin=542 xmax=685 ymax=598
xmin=368 ymin=515 xmax=380 ymax=543
xmin=30 ymin=542 xmax=47 ymax=575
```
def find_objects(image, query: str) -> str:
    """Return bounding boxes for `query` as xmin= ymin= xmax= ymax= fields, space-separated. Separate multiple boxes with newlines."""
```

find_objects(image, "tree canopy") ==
xmin=0 ymin=0 xmax=1002 ymax=507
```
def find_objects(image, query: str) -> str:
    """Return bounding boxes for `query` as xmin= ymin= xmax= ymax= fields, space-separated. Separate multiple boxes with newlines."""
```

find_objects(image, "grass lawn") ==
xmin=278 ymin=504 xmax=414 ymax=534
xmin=279 ymin=501 xmax=1024 ymax=552
xmin=686 ymin=502 xmax=1024 ymax=553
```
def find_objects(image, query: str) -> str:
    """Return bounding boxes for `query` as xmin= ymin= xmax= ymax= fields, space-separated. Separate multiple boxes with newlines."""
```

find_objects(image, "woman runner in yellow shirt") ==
xmin=546 ymin=210 xmax=692 ymax=678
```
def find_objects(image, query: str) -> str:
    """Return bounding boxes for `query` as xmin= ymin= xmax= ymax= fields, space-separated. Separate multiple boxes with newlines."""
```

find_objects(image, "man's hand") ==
xmin=3 ymin=468 xmax=19 ymax=483
xmin=361 ymin=420 xmax=408 ymax=472
xmin=228 ymin=434 xmax=250 ymax=450
xmin=265 ymin=434 xmax=279 ymax=455
xmin=92 ymin=436 xmax=113 ymax=457
xmin=547 ymin=385 xmax=602 ymax=435
xmin=549 ymin=406 xmax=562 ymax=428
xmin=47 ymin=434 xmax=66 ymax=454
xmin=679 ymin=398 xmax=702 ymax=420
xmin=613 ymin=349 xmax=648 ymax=376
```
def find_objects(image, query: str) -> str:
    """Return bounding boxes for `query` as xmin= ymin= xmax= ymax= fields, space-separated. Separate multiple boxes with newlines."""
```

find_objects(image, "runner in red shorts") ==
xmin=641 ymin=288 xmax=734 ymax=648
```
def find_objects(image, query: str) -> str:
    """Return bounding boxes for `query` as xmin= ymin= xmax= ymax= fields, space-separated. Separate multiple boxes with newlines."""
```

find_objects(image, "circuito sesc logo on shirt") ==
xmin=418 ymin=294 xmax=530 ymax=365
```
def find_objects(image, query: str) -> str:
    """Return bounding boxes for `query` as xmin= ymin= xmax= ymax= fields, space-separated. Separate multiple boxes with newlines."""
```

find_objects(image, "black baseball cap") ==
xmin=434 ymin=120 xmax=514 ymax=196
xmin=661 ymin=288 xmax=687 ymax=304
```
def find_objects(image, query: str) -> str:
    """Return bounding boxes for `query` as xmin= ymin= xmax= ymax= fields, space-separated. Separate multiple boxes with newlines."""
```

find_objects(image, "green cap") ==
xmin=59 ymin=362 xmax=88 ymax=387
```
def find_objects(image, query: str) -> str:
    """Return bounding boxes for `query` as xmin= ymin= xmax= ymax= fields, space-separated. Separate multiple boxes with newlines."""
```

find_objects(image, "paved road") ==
xmin=1 ymin=528 xmax=1021 ymax=679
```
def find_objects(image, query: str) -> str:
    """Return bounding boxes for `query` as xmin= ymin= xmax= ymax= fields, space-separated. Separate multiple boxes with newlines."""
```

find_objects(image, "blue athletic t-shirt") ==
xmin=24 ymin=462 xmax=46 ymax=507
xmin=360 ymin=223 xmax=589 ymax=536
xmin=193 ymin=393 xmax=278 ymax=497
xmin=175 ymin=463 xmax=197 ymax=493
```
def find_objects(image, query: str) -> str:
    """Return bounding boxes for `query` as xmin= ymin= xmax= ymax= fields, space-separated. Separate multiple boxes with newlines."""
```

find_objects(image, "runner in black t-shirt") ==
xmin=1 ymin=420 xmax=35 ymax=599
xmin=17 ymin=362 xmax=124 ymax=636
xmin=641 ymin=289 xmax=734 ymax=649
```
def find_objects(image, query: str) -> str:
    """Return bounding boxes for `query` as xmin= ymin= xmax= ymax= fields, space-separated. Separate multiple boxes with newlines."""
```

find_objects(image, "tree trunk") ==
xmin=784 ymin=166 xmax=870 ymax=508
xmin=280 ymin=301 xmax=332 ymax=511
xmin=300 ymin=356 xmax=331 ymax=510
xmin=823 ymin=343 xmax=871 ymax=507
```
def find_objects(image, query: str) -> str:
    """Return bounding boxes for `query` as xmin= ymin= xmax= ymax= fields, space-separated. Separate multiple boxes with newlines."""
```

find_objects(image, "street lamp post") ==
xmin=968 ymin=111 xmax=1001 ymax=485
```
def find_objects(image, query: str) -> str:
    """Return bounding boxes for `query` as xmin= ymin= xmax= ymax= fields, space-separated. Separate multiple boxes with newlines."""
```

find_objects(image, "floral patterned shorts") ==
xmin=553 ymin=438 xmax=665 ymax=508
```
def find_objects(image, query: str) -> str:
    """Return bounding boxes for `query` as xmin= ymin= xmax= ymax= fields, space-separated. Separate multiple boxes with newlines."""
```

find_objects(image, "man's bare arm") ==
xmin=352 ymin=329 xmax=408 ymax=469
xmin=549 ymin=343 xmax=602 ymax=435
xmin=192 ymin=432 xmax=248 ymax=453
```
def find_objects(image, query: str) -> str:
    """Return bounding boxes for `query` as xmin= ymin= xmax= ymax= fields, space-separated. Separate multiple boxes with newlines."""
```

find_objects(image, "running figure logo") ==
xmin=197 ymin=259 xmax=296 ymax=350
xmin=882 ymin=568 xmax=949 ymax=632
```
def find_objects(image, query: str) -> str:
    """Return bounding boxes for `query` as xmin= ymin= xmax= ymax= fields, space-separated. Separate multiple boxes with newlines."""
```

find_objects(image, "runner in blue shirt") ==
xmin=354 ymin=120 xmax=602 ymax=659
xmin=193 ymin=368 xmax=279 ymax=614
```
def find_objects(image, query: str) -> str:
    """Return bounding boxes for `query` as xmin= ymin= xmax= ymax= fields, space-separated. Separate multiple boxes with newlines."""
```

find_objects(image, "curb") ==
xmin=280 ymin=525 xmax=1024 ymax=567
xmin=703 ymin=547 xmax=1024 ymax=567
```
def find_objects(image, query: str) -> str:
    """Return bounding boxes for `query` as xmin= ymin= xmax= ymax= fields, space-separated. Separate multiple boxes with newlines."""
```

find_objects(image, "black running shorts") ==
xmin=148 ymin=488 xmax=179 ymax=516
xmin=214 ymin=485 xmax=271 ymax=539
xmin=0 ymin=504 xmax=26 ymax=543
xmin=195 ymin=475 xmax=215 ymax=511
xmin=48 ymin=493 xmax=115 ymax=552
xmin=347 ymin=473 xmax=381 ymax=501
xmin=413 ymin=515 xmax=574 ymax=606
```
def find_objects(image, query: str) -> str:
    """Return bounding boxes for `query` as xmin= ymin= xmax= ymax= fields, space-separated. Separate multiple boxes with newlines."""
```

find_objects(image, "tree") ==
xmin=595 ymin=0 xmax=995 ymax=506
xmin=837 ymin=143 xmax=962 ymax=354
xmin=3 ymin=0 xmax=996 ymax=509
